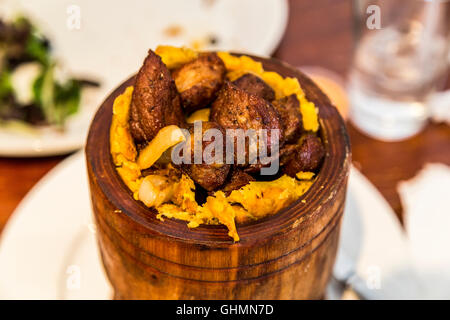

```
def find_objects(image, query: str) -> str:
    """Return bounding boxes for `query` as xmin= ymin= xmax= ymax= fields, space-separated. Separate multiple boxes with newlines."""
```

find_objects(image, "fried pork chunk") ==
xmin=210 ymin=82 xmax=282 ymax=171
xmin=172 ymin=53 xmax=226 ymax=113
xmin=222 ymin=169 xmax=255 ymax=195
xmin=129 ymin=50 xmax=185 ymax=146
xmin=282 ymin=133 xmax=325 ymax=177
xmin=272 ymin=94 xmax=303 ymax=143
xmin=232 ymin=73 xmax=275 ymax=102
xmin=180 ymin=121 xmax=231 ymax=191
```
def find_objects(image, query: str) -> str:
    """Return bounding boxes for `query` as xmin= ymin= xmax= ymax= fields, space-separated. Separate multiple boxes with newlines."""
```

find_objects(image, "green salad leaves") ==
xmin=0 ymin=16 xmax=98 ymax=128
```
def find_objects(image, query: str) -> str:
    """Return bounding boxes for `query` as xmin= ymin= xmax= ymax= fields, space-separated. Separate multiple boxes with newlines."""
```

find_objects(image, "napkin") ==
xmin=398 ymin=163 xmax=450 ymax=299
xmin=329 ymin=167 xmax=423 ymax=300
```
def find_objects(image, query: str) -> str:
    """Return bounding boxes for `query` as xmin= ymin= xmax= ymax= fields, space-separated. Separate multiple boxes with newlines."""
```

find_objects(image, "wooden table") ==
xmin=0 ymin=0 xmax=449 ymax=232
xmin=276 ymin=0 xmax=450 ymax=222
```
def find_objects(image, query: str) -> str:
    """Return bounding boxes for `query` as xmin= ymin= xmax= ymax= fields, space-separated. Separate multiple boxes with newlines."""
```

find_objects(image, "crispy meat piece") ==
xmin=210 ymin=82 xmax=282 ymax=172
xmin=232 ymin=73 xmax=275 ymax=101
xmin=222 ymin=169 xmax=255 ymax=195
xmin=282 ymin=133 xmax=325 ymax=177
xmin=129 ymin=50 xmax=185 ymax=145
xmin=180 ymin=122 xmax=231 ymax=191
xmin=279 ymin=143 xmax=297 ymax=166
xmin=173 ymin=53 xmax=226 ymax=113
xmin=272 ymin=94 xmax=303 ymax=144
xmin=141 ymin=164 xmax=182 ymax=180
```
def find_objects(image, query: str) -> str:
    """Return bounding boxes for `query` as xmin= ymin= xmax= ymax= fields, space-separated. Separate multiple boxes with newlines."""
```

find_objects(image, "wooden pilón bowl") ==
xmin=86 ymin=54 xmax=351 ymax=300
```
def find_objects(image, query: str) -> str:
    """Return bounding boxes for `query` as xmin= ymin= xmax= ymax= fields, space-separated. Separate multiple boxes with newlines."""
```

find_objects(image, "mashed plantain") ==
xmin=109 ymin=86 xmax=142 ymax=197
xmin=110 ymin=47 xmax=319 ymax=241
xmin=155 ymin=46 xmax=198 ymax=69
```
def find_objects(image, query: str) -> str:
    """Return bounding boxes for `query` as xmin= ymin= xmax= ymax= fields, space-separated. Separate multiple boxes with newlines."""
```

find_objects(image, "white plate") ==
xmin=0 ymin=0 xmax=288 ymax=157
xmin=0 ymin=151 xmax=421 ymax=299
xmin=0 ymin=152 xmax=111 ymax=299
xmin=331 ymin=169 xmax=422 ymax=299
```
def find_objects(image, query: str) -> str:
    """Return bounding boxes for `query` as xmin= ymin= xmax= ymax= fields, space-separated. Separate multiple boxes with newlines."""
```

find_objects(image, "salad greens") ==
xmin=25 ymin=30 xmax=50 ymax=66
xmin=33 ymin=64 xmax=81 ymax=126
xmin=0 ymin=16 xmax=98 ymax=128
xmin=0 ymin=69 xmax=12 ymax=100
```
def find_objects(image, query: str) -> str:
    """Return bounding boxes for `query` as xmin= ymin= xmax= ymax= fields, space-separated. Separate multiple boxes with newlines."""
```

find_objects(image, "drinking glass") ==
xmin=349 ymin=0 xmax=450 ymax=141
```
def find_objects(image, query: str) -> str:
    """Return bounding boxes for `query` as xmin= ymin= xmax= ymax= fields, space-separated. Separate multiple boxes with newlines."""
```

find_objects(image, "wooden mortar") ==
xmin=86 ymin=54 xmax=351 ymax=300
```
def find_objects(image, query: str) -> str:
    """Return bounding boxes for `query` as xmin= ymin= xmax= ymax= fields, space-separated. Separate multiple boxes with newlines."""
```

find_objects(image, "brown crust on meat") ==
xmin=272 ymin=94 xmax=303 ymax=144
xmin=222 ymin=169 xmax=255 ymax=195
xmin=210 ymin=82 xmax=282 ymax=172
xmin=180 ymin=121 xmax=231 ymax=191
xmin=173 ymin=53 xmax=226 ymax=113
xmin=279 ymin=143 xmax=298 ymax=166
xmin=129 ymin=50 xmax=185 ymax=145
xmin=141 ymin=164 xmax=182 ymax=180
xmin=282 ymin=133 xmax=325 ymax=177
xmin=232 ymin=73 xmax=275 ymax=101
xmin=211 ymin=82 xmax=281 ymax=136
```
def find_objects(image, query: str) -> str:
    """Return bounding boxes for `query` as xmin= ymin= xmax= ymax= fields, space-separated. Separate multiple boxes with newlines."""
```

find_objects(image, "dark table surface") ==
xmin=0 ymin=0 xmax=449 ymax=232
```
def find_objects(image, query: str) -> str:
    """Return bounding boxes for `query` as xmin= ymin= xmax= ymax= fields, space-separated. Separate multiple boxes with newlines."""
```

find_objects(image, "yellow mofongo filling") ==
xmin=109 ymin=47 xmax=320 ymax=241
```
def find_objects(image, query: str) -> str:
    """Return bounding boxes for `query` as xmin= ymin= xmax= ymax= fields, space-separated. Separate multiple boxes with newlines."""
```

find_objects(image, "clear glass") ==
xmin=349 ymin=0 xmax=450 ymax=141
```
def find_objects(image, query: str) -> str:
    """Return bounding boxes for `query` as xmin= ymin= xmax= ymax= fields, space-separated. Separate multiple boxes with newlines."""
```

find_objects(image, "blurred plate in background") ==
xmin=0 ymin=0 xmax=288 ymax=157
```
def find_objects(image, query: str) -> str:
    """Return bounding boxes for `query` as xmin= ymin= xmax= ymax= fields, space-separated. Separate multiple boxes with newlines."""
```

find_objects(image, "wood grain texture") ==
xmin=85 ymin=55 xmax=351 ymax=299
xmin=0 ymin=0 xmax=448 ymax=241
xmin=274 ymin=0 xmax=353 ymax=76
xmin=348 ymin=122 xmax=450 ymax=221
xmin=0 ymin=156 xmax=65 ymax=233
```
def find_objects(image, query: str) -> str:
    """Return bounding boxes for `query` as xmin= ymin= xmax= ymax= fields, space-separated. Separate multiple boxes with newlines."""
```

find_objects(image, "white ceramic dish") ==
xmin=0 ymin=151 xmax=422 ymax=299
xmin=0 ymin=0 xmax=288 ymax=157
